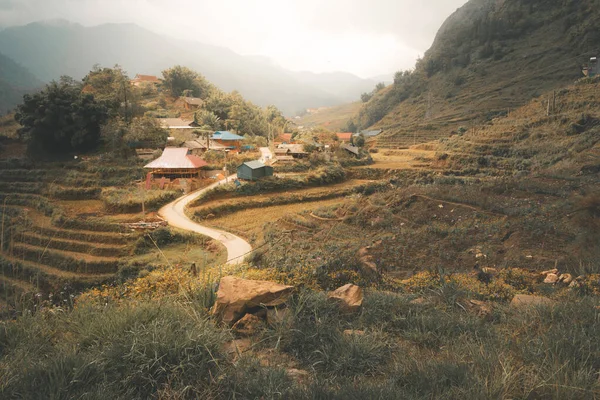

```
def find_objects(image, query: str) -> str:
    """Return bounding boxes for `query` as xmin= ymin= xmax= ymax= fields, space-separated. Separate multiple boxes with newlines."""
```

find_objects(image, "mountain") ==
xmin=0 ymin=20 xmax=374 ymax=115
xmin=358 ymin=0 xmax=600 ymax=146
xmin=0 ymin=52 xmax=44 ymax=115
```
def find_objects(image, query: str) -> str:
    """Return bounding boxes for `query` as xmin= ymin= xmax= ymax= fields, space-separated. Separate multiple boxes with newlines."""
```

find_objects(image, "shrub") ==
xmin=101 ymin=187 xmax=180 ymax=213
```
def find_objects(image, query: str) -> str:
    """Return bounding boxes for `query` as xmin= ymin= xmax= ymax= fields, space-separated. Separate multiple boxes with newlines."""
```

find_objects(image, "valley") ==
xmin=0 ymin=0 xmax=599 ymax=397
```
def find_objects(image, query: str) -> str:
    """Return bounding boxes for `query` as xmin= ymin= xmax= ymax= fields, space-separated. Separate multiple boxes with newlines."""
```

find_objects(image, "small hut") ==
xmin=144 ymin=148 xmax=208 ymax=178
xmin=237 ymin=161 xmax=274 ymax=181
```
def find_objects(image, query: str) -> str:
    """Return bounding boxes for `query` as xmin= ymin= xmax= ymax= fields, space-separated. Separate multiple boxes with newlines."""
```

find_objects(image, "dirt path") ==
xmin=159 ymin=175 xmax=252 ymax=265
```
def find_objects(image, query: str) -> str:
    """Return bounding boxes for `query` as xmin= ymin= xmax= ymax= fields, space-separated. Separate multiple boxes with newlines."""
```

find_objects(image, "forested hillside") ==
xmin=0 ymin=52 xmax=43 ymax=114
xmin=357 ymin=0 xmax=600 ymax=146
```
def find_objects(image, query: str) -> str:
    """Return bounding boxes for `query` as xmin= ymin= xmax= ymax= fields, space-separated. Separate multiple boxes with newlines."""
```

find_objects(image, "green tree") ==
xmin=15 ymin=78 xmax=108 ymax=155
xmin=194 ymin=110 xmax=222 ymax=131
xmin=122 ymin=117 xmax=169 ymax=149
xmin=361 ymin=92 xmax=373 ymax=103
xmin=82 ymin=65 xmax=139 ymax=120
xmin=374 ymin=82 xmax=386 ymax=92
xmin=161 ymin=66 xmax=213 ymax=98
xmin=353 ymin=133 xmax=366 ymax=148
xmin=161 ymin=66 xmax=199 ymax=97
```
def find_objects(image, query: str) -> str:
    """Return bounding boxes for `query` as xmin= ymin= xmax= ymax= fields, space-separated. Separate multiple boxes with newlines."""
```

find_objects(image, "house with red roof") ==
xmin=131 ymin=74 xmax=161 ymax=87
xmin=144 ymin=148 xmax=207 ymax=178
xmin=336 ymin=132 xmax=353 ymax=143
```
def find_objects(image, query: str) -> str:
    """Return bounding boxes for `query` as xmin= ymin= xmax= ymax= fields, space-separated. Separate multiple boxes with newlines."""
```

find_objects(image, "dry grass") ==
xmin=296 ymin=102 xmax=361 ymax=131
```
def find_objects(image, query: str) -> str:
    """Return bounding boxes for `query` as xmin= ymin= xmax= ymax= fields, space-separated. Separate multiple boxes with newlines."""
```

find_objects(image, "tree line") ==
xmin=14 ymin=65 xmax=291 ymax=157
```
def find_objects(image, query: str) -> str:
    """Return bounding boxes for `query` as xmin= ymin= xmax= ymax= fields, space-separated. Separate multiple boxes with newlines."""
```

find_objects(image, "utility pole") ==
xmin=0 ymin=196 xmax=7 ymax=252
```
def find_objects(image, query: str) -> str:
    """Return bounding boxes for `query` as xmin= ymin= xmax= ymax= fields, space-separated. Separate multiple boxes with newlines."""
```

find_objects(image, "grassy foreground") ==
xmin=1 ymin=266 xmax=600 ymax=399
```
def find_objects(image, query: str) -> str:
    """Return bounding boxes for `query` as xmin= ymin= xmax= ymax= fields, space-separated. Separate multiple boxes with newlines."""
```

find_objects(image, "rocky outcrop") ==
xmin=327 ymin=284 xmax=363 ymax=313
xmin=212 ymin=276 xmax=294 ymax=325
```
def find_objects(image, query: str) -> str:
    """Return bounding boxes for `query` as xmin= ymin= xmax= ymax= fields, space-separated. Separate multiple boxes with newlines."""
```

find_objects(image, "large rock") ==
xmin=510 ymin=294 xmax=554 ymax=308
xmin=327 ymin=284 xmax=363 ymax=313
xmin=212 ymin=276 xmax=294 ymax=325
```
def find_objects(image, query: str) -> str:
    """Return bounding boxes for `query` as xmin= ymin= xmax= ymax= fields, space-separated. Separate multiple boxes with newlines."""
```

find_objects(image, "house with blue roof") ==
xmin=211 ymin=131 xmax=245 ymax=151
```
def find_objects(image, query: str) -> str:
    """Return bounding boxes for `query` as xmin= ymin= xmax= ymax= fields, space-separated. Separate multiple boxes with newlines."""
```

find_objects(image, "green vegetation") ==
xmin=14 ymin=78 xmax=109 ymax=155
xmin=101 ymin=187 xmax=180 ymax=213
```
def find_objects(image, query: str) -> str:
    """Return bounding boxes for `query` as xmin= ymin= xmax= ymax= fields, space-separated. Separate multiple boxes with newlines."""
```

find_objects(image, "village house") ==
xmin=341 ymin=144 xmax=360 ymax=158
xmin=158 ymin=118 xmax=196 ymax=130
xmin=336 ymin=132 xmax=353 ymax=143
xmin=182 ymin=97 xmax=204 ymax=111
xmin=274 ymin=133 xmax=294 ymax=144
xmin=131 ymin=74 xmax=161 ymax=87
xmin=212 ymin=131 xmax=245 ymax=151
xmin=144 ymin=147 xmax=207 ymax=179
xmin=237 ymin=160 xmax=274 ymax=181
xmin=277 ymin=143 xmax=308 ymax=159
xmin=183 ymin=138 xmax=229 ymax=155
xmin=357 ymin=129 xmax=383 ymax=138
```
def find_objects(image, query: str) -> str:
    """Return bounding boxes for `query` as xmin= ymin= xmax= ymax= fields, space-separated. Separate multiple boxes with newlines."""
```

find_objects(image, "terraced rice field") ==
xmin=0 ymin=162 xmax=140 ymax=311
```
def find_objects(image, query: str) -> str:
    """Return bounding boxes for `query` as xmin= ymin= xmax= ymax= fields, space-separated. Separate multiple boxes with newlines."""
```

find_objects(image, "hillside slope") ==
xmin=0 ymin=52 xmax=43 ymax=114
xmin=0 ymin=21 xmax=377 ymax=115
xmin=360 ymin=0 xmax=600 ymax=147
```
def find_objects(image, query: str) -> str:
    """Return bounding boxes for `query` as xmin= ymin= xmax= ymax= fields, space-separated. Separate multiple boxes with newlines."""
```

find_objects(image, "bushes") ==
xmin=0 ymin=301 xmax=228 ymax=399
xmin=47 ymin=184 xmax=101 ymax=200
xmin=101 ymin=187 xmax=180 ymax=213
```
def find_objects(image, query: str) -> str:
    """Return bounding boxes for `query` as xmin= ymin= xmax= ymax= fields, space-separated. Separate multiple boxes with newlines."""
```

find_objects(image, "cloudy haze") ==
xmin=0 ymin=0 xmax=467 ymax=78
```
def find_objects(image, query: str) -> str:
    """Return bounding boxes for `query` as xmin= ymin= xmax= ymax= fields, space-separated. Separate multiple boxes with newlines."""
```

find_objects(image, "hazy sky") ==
xmin=0 ymin=0 xmax=468 ymax=78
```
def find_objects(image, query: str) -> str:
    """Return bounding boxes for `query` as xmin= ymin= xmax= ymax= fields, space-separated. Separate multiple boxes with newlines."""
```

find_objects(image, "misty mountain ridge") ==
xmin=0 ymin=20 xmax=381 ymax=115
xmin=0 ymin=52 xmax=44 ymax=115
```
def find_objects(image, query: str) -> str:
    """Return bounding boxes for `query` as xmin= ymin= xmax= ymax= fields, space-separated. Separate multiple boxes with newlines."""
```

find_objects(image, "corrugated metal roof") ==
xmin=358 ymin=129 xmax=383 ymax=137
xmin=184 ymin=139 xmax=229 ymax=150
xmin=158 ymin=118 xmax=194 ymax=129
xmin=144 ymin=148 xmax=208 ymax=169
xmin=212 ymin=131 xmax=244 ymax=141
xmin=242 ymin=160 xmax=266 ymax=170
xmin=342 ymin=144 xmax=360 ymax=156
xmin=278 ymin=144 xmax=306 ymax=154
xmin=183 ymin=97 xmax=203 ymax=106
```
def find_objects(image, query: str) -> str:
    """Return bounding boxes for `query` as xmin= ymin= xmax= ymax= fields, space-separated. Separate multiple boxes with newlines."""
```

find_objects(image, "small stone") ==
xmin=510 ymin=294 xmax=554 ymax=308
xmin=410 ymin=297 xmax=428 ymax=305
xmin=569 ymin=276 xmax=586 ymax=289
xmin=558 ymin=273 xmax=573 ymax=285
xmin=286 ymin=368 xmax=311 ymax=384
xmin=467 ymin=299 xmax=493 ymax=317
xmin=541 ymin=268 xmax=559 ymax=276
xmin=343 ymin=329 xmax=365 ymax=336
xmin=232 ymin=313 xmax=264 ymax=336
xmin=327 ymin=284 xmax=363 ymax=313
xmin=543 ymin=273 xmax=560 ymax=284
xmin=222 ymin=338 xmax=252 ymax=356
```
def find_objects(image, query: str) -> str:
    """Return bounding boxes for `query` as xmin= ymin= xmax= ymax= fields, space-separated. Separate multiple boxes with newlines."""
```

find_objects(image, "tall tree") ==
xmin=161 ymin=66 xmax=212 ymax=98
xmin=15 ymin=78 xmax=108 ymax=155
xmin=82 ymin=65 xmax=139 ymax=121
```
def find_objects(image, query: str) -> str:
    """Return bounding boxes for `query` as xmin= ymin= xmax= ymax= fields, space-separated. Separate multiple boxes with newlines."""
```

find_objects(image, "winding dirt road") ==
xmin=158 ymin=175 xmax=252 ymax=265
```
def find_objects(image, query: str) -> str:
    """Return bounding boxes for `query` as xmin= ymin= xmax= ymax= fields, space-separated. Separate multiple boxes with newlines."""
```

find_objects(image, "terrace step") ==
xmin=1 ymin=254 xmax=114 ymax=292
xmin=0 ymin=182 xmax=47 ymax=194
xmin=33 ymin=225 xmax=134 ymax=246
xmin=0 ymin=274 xmax=36 ymax=299
xmin=18 ymin=232 xmax=131 ymax=258
xmin=11 ymin=243 xmax=120 ymax=274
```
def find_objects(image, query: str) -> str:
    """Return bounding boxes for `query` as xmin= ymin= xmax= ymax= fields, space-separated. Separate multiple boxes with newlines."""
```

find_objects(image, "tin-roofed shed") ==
xmin=237 ymin=160 xmax=274 ymax=181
